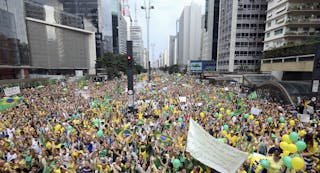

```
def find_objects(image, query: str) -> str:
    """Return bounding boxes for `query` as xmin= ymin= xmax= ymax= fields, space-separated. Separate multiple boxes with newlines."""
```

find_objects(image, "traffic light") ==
xmin=128 ymin=55 xmax=133 ymax=67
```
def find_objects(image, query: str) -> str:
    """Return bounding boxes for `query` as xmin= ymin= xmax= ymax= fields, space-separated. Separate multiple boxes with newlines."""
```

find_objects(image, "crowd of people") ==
xmin=0 ymin=73 xmax=319 ymax=173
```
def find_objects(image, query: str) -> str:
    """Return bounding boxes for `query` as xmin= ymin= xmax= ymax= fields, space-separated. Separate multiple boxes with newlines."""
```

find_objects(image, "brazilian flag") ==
xmin=116 ymin=129 xmax=133 ymax=143
xmin=247 ymin=91 xmax=257 ymax=100
xmin=153 ymin=131 xmax=172 ymax=144
xmin=0 ymin=96 xmax=23 ymax=111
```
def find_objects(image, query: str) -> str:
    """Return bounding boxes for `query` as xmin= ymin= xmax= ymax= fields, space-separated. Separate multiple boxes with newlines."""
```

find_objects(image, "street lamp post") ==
xmin=141 ymin=0 xmax=154 ymax=82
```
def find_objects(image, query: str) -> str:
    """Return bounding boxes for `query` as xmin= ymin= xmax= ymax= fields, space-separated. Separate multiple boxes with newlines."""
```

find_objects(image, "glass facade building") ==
xmin=0 ymin=0 xmax=31 ymax=79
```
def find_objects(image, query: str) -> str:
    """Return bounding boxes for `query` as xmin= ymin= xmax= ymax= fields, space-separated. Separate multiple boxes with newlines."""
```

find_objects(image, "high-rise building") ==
xmin=0 ymin=0 xmax=31 ymax=79
xmin=264 ymin=0 xmax=320 ymax=51
xmin=260 ymin=0 xmax=320 ymax=81
xmin=101 ymin=0 xmax=113 ymax=53
xmin=177 ymin=2 xmax=202 ymax=66
xmin=59 ymin=0 xmax=103 ymax=58
xmin=118 ymin=15 xmax=127 ymax=54
xmin=25 ymin=1 xmax=96 ymax=75
xmin=201 ymin=0 xmax=220 ymax=62
xmin=111 ymin=0 xmax=127 ymax=54
xmin=168 ymin=35 xmax=176 ymax=66
xmin=130 ymin=25 xmax=143 ymax=65
xmin=217 ymin=0 xmax=267 ymax=72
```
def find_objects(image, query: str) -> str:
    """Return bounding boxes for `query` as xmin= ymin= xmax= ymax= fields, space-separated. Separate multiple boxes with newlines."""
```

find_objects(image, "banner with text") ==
xmin=186 ymin=119 xmax=248 ymax=173
xmin=4 ymin=86 xmax=21 ymax=97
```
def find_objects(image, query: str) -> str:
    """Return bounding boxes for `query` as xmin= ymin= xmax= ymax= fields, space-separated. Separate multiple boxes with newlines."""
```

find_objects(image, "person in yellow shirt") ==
xmin=266 ymin=151 xmax=284 ymax=173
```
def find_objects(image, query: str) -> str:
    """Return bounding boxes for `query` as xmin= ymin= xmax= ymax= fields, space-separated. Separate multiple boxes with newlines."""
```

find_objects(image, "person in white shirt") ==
xmin=6 ymin=149 xmax=17 ymax=162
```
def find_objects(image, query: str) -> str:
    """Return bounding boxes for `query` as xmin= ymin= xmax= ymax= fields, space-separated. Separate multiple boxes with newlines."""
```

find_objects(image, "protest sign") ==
xmin=187 ymin=119 xmax=248 ymax=173
xmin=179 ymin=97 xmax=187 ymax=103
xmin=297 ymin=114 xmax=310 ymax=123
xmin=250 ymin=107 xmax=262 ymax=116
xmin=4 ymin=86 xmax=21 ymax=97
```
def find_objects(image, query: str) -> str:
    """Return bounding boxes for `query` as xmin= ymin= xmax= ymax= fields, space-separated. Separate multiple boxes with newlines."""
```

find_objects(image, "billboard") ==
xmin=202 ymin=61 xmax=216 ymax=71
xmin=190 ymin=61 xmax=202 ymax=72
xmin=190 ymin=60 xmax=216 ymax=72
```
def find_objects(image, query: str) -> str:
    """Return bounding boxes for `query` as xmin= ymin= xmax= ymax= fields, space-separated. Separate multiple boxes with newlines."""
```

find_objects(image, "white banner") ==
xmin=250 ymin=107 xmax=262 ymax=116
xmin=187 ymin=119 xmax=248 ymax=173
xmin=298 ymin=114 xmax=310 ymax=123
xmin=4 ymin=86 xmax=21 ymax=96
xmin=179 ymin=96 xmax=187 ymax=103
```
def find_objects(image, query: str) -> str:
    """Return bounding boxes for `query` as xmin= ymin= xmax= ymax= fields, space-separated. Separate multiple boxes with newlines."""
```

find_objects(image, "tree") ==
xmin=97 ymin=53 xmax=146 ymax=79
xmin=168 ymin=65 xmax=180 ymax=74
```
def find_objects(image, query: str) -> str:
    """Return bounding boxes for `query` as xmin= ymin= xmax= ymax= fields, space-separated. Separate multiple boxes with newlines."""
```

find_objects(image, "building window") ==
xmin=274 ymin=28 xmax=283 ymax=35
xmin=267 ymin=22 xmax=271 ymax=27
xmin=289 ymin=27 xmax=298 ymax=31
xmin=303 ymin=27 xmax=309 ymax=32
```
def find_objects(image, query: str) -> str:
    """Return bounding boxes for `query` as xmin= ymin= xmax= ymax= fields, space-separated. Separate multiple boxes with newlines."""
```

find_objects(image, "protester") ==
xmin=0 ymin=73 xmax=319 ymax=172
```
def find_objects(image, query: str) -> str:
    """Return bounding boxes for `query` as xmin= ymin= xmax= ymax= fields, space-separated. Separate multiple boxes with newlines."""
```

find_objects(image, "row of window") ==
xmin=235 ymin=42 xmax=264 ymax=47
xmin=266 ymin=28 xmax=283 ymax=38
xmin=237 ymin=23 xmax=265 ymax=29
xmin=237 ymin=14 xmax=266 ymax=20
xmin=235 ymin=51 xmax=263 ymax=56
xmin=234 ymin=60 xmax=260 ymax=65
xmin=238 ymin=4 xmax=268 ymax=10
xmin=217 ymin=60 xmax=260 ymax=66
xmin=236 ymin=32 xmax=264 ymax=38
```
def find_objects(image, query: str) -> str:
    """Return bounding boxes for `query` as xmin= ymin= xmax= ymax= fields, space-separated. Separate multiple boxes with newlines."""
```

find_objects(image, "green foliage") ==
xmin=168 ymin=65 xmax=180 ymax=74
xmin=97 ymin=53 xmax=147 ymax=79
xmin=264 ymin=41 xmax=320 ymax=59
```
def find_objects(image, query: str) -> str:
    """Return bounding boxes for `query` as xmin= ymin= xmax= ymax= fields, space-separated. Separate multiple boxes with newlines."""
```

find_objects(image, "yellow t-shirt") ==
xmin=249 ymin=155 xmax=263 ymax=173
xmin=267 ymin=157 xmax=283 ymax=173
xmin=97 ymin=164 xmax=111 ymax=172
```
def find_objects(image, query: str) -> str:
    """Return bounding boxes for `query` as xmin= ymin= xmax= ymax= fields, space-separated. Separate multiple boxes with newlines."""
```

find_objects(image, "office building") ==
xmin=59 ymin=0 xmax=103 ymax=58
xmin=111 ymin=0 xmax=127 ymax=54
xmin=201 ymin=0 xmax=220 ymax=62
xmin=177 ymin=2 xmax=202 ymax=66
xmin=261 ymin=0 xmax=320 ymax=80
xmin=101 ymin=0 xmax=113 ymax=53
xmin=0 ymin=0 xmax=31 ymax=79
xmin=25 ymin=1 xmax=96 ymax=75
xmin=130 ymin=25 xmax=144 ymax=65
xmin=217 ymin=0 xmax=267 ymax=72
xmin=264 ymin=0 xmax=320 ymax=50
xmin=168 ymin=35 xmax=176 ymax=66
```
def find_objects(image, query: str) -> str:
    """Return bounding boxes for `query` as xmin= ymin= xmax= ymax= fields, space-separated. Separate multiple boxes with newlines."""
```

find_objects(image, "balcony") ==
xmin=286 ymin=17 xmax=320 ymax=25
xmin=284 ymin=31 xmax=320 ymax=37
xmin=288 ymin=3 xmax=320 ymax=12
xmin=263 ymin=41 xmax=319 ymax=59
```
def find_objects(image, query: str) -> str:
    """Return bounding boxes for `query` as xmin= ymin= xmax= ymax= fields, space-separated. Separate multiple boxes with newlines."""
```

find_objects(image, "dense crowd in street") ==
xmin=0 ymin=74 xmax=319 ymax=173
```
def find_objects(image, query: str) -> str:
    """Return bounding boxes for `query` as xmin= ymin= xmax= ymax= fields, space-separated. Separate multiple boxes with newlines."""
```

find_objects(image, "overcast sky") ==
xmin=129 ymin=0 xmax=205 ymax=62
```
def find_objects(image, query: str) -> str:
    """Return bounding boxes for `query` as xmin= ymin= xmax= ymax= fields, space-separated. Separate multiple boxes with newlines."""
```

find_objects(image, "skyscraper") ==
xmin=101 ymin=0 xmax=113 ymax=53
xmin=177 ymin=2 xmax=202 ymax=66
xmin=217 ymin=0 xmax=267 ymax=72
xmin=168 ymin=35 xmax=176 ymax=66
xmin=130 ymin=25 xmax=143 ymax=65
xmin=0 ymin=0 xmax=31 ymax=79
xmin=264 ymin=0 xmax=320 ymax=51
xmin=59 ymin=0 xmax=103 ymax=58
xmin=111 ymin=0 xmax=127 ymax=54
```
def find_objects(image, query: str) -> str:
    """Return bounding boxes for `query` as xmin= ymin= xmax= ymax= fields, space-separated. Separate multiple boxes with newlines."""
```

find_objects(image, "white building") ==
xmin=264 ymin=0 xmax=320 ymax=51
xmin=177 ymin=2 xmax=202 ymax=66
xmin=118 ymin=15 xmax=127 ymax=54
xmin=168 ymin=35 xmax=176 ymax=66
xmin=130 ymin=25 xmax=144 ymax=65
xmin=217 ymin=0 xmax=267 ymax=72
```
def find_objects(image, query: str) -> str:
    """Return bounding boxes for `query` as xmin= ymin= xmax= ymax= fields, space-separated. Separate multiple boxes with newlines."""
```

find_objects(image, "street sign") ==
xmin=312 ymin=80 xmax=319 ymax=93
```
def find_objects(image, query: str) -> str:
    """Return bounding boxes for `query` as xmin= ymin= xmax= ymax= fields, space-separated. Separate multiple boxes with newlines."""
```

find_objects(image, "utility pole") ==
xmin=141 ymin=0 xmax=154 ymax=82
xmin=127 ymin=41 xmax=134 ymax=113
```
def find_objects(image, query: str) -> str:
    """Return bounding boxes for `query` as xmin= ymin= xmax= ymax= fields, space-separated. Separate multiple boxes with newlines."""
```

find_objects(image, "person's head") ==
xmin=304 ymin=133 xmax=313 ymax=146
xmin=273 ymin=150 xmax=280 ymax=160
